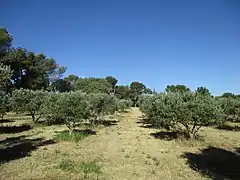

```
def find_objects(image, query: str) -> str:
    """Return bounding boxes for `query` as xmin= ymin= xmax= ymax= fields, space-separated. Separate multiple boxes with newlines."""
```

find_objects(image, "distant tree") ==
xmin=75 ymin=78 xmax=111 ymax=94
xmin=0 ymin=28 xmax=12 ymax=59
xmin=49 ymin=79 xmax=72 ymax=92
xmin=117 ymin=99 xmax=132 ymax=112
xmin=129 ymin=82 xmax=146 ymax=106
xmin=165 ymin=85 xmax=190 ymax=93
xmin=87 ymin=93 xmax=117 ymax=125
xmin=105 ymin=76 xmax=118 ymax=94
xmin=196 ymin=86 xmax=211 ymax=96
xmin=144 ymin=88 xmax=153 ymax=94
xmin=222 ymin=92 xmax=235 ymax=98
xmin=115 ymin=85 xmax=130 ymax=99
xmin=10 ymin=89 xmax=46 ymax=122
xmin=64 ymin=74 xmax=79 ymax=90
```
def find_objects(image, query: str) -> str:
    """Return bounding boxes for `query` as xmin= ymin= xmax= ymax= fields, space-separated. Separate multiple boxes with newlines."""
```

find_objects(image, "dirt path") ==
xmin=77 ymin=107 xmax=187 ymax=180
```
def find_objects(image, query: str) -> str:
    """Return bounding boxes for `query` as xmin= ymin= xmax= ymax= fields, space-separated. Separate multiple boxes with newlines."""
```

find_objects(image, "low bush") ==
xmin=54 ymin=131 xmax=92 ymax=143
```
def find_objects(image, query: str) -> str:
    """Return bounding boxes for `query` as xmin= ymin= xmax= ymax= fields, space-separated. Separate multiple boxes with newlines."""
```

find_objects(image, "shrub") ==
xmin=117 ymin=99 xmax=132 ymax=112
xmin=41 ymin=93 xmax=63 ymax=124
xmin=79 ymin=161 xmax=101 ymax=175
xmin=217 ymin=97 xmax=240 ymax=123
xmin=139 ymin=91 xmax=221 ymax=139
xmin=55 ymin=131 xmax=91 ymax=143
xmin=10 ymin=89 xmax=46 ymax=122
xmin=43 ymin=91 xmax=90 ymax=134
xmin=87 ymin=93 xmax=117 ymax=125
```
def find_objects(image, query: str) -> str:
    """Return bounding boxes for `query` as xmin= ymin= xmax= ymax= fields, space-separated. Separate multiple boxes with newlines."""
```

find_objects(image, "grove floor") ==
xmin=0 ymin=108 xmax=240 ymax=180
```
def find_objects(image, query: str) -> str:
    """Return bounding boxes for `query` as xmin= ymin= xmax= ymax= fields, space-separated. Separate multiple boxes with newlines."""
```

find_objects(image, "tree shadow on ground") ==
xmin=55 ymin=129 xmax=97 ymax=135
xmin=182 ymin=147 xmax=240 ymax=180
xmin=100 ymin=119 xmax=118 ymax=127
xmin=216 ymin=124 xmax=240 ymax=131
xmin=0 ymin=124 xmax=32 ymax=134
xmin=150 ymin=131 xmax=181 ymax=141
xmin=0 ymin=119 xmax=15 ymax=123
xmin=137 ymin=117 xmax=157 ymax=129
xmin=0 ymin=136 xmax=55 ymax=164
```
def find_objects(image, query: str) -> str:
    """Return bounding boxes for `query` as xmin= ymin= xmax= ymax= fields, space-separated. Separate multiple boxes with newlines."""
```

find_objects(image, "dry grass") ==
xmin=0 ymin=109 xmax=240 ymax=180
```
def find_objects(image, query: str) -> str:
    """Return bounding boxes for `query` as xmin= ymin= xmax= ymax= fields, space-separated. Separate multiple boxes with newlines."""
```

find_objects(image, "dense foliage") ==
xmin=0 ymin=91 xmax=9 ymax=119
xmin=10 ymin=89 xmax=46 ymax=122
xmin=43 ymin=91 xmax=120 ymax=133
xmin=87 ymin=93 xmax=118 ymax=125
xmin=217 ymin=97 xmax=240 ymax=123
xmin=117 ymin=99 xmax=132 ymax=112
xmin=139 ymin=89 xmax=221 ymax=139
xmin=43 ymin=91 xmax=90 ymax=134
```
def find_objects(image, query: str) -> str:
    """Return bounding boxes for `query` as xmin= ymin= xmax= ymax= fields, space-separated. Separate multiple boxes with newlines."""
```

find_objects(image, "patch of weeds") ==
xmin=120 ymin=148 xmax=125 ymax=152
xmin=58 ymin=158 xmax=75 ymax=171
xmin=117 ymin=132 xmax=121 ymax=135
xmin=125 ymin=154 xmax=130 ymax=158
xmin=145 ymin=160 xmax=151 ymax=165
xmin=54 ymin=131 xmax=91 ymax=143
xmin=152 ymin=157 xmax=160 ymax=166
xmin=142 ymin=152 xmax=146 ymax=155
xmin=78 ymin=161 xmax=101 ymax=175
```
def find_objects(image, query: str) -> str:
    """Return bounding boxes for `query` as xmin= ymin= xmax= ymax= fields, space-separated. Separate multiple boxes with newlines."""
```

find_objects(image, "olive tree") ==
xmin=139 ymin=91 xmax=221 ymax=139
xmin=43 ymin=91 xmax=90 ymax=134
xmin=217 ymin=97 xmax=240 ymax=122
xmin=87 ymin=93 xmax=118 ymax=125
xmin=10 ymin=89 xmax=46 ymax=122
xmin=117 ymin=99 xmax=132 ymax=112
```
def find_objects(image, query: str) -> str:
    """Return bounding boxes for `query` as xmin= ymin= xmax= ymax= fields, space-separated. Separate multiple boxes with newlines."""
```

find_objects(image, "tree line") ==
xmin=0 ymin=28 xmax=153 ymax=104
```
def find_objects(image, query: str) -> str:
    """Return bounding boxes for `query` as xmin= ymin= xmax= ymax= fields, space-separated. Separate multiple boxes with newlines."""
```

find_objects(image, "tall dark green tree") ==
xmin=64 ymin=74 xmax=79 ymax=90
xmin=105 ymin=76 xmax=118 ymax=94
xmin=165 ymin=85 xmax=190 ymax=93
xmin=196 ymin=86 xmax=211 ymax=96
xmin=115 ymin=85 xmax=130 ymax=99
xmin=75 ymin=78 xmax=111 ymax=94
xmin=0 ymin=28 xmax=12 ymax=59
xmin=0 ymin=28 xmax=66 ymax=90
xmin=129 ymin=81 xmax=146 ymax=106
xmin=222 ymin=92 xmax=236 ymax=98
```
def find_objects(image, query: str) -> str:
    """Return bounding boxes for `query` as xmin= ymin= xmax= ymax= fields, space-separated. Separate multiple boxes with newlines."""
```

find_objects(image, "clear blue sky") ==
xmin=1 ymin=0 xmax=239 ymax=95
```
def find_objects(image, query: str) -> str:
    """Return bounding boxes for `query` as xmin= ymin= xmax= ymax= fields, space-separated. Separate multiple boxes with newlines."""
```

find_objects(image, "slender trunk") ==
xmin=35 ymin=113 xmax=42 ymax=122
xmin=31 ymin=113 xmax=35 ymax=122
xmin=67 ymin=124 xmax=73 ymax=135
xmin=69 ymin=128 xmax=73 ymax=135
